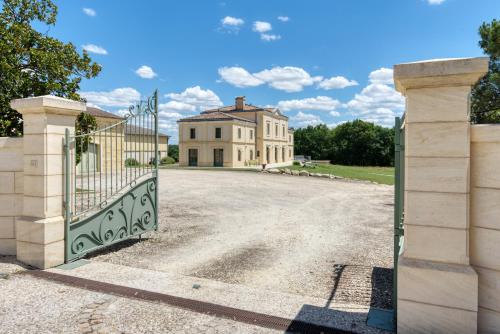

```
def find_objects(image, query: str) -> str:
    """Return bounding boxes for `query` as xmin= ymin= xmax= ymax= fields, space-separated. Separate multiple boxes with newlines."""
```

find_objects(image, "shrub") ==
xmin=160 ymin=156 xmax=175 ymax=165
xmin=125 ymin=158 xmax=140 ymax=167
xmin=292 ymin=161 xmax=301 ymax=166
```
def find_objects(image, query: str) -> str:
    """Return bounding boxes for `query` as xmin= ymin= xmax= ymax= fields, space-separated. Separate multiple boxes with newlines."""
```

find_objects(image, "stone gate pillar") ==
xmin=10 ymin=96 xmax=84 ymax=269
xmin=393 ymin=58 xmax=489 ymax=333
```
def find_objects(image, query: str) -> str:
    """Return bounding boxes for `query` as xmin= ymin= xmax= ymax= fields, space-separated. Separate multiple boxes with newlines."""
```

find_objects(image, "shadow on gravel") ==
xmin=84 ymin=237 xmax=145 ymax=259
xmin=370 ymin=267 xmax=393 ymax=309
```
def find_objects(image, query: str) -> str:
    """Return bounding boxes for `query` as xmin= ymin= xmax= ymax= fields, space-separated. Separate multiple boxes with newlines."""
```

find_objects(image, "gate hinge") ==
xmin=395 ymin=228 xmax=404 ymax=236
xmin=395 ymin=144 xmax=405 ymax=152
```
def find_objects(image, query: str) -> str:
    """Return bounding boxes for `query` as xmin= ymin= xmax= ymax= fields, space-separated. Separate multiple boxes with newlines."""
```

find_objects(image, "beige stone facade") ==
xmin=394 ymin=57 xmax=498 ymax=333
xmin=178 ymin=97 xmax=294 ymax=167
xmin=77 ymin=108 xmax=169 ymax=173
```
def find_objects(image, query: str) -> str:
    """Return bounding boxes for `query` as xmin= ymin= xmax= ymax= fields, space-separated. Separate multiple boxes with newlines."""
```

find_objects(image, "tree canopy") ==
xmin=293 ymin=120 xmax=394 ymax=166
xmin=0 ymin=0 xmax=101 ymax=137
xmin=471 ymin=19 xmax=500 ymax=123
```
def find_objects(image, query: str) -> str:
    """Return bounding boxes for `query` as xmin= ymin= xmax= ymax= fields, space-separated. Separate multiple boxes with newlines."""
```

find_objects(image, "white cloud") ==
xmin=290 ymin=111 xmax=323 ymax=127
xmin=82 ymin=44 xmax=107 ymax=55
xmin=277 ymin=16 xmax=289 ymax=22
xmin=261 ymin=33 xmax=281 ymax=41
xmin=345 ymin=82 xmax=404 ymax=127
xmin=82 ymin=8 xmax=96 ymax=17
xmin=159 ymin=111 xmax=183 ymax=119
xmin=252 ymin=21 xmax=281 ymax=41
xmin=278 ymin=96 xmax=341 ymax=113
xmin=221 ymin=16 xmax=244 ymax=26
xmin=253 ymin=21 xmax=272 ymax=33
xmin=427 ymin=0 xmax=446 ymax=4
xmin=328 ymin=121 xmax=347 ymax=128
xmin=159 ymin=101 xmax=196 ymax=113
xmin=254 ymin=66 xmax=322 ymax=92
xmin=219 ymin=16 xmax=244 ymax=33
xmin=218 ymin=67 xmax=264 ymax=87
xmin=80 ymin=88 xmax=141 ymax=108
xmin=135 ymin=65 xmax=157 ymax=79
xmin=368 ymin=67 xmax=393 ymax=85
xmin=218 ymin=66 xmax=322 ymax=92
xmin=318 ymin=76 xmax=358 ymax=90
xmin=165 ymin=86 xmax=223 ymax=111
xmin=330 ymin=111 xmax=340 ymax=117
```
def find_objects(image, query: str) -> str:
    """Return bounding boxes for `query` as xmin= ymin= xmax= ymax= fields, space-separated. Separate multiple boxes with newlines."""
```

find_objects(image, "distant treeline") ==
xmin=294 ymin=120 xmax=394 ymax=166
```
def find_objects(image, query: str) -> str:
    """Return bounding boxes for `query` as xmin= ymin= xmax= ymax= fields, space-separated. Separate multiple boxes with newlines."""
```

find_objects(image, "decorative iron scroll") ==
xmin=67 ymin=177 xmax=157 ymax=261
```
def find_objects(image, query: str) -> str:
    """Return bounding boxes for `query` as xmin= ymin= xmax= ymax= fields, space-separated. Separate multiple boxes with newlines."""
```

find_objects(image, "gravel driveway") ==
xmin=92 ymin=169 xmax=394 ymax=309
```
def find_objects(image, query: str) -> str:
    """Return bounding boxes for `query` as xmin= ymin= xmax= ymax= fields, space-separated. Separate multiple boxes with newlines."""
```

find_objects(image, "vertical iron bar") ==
xmin=80 ymin=136 xmax=83 ymax=214
xmin=87 ymin=133 xmax=90 ymax=211
xmin=121 ymin=123 xmax=123 ymax=190
xmin=99 ymin=127 xmax=102 ymax=206
xmin=115 ymin=122 xmax=118 ymax=192
xmin=154 ymin=90 xmax=159 ymax=231
xmin=393 ymin=116 xmax=401 ymax=326
xmin=93 ymin=133 xmax=96 ymax=208
xmin=64 ymin=129 xmax=71 ymax=263
xmin=110 ymin=124 xmax=113 ymax=195
xmin=105 ymin=126 xmax=108 ymax=200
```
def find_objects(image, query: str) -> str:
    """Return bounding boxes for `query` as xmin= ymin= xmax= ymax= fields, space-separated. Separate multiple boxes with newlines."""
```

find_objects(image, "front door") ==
xmin=188 ymin=149 xmax=198 ymax=166
xmin=214 ymin=148 xmax=223 ymax=167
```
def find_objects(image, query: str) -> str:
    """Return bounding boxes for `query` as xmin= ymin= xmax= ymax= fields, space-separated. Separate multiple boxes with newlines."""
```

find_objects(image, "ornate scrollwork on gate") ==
xmin=68 ymin=177 xmax=157 ymax=260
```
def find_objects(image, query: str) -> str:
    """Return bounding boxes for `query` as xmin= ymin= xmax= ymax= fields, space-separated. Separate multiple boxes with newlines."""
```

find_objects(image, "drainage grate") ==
xmin=23 ymin=270 xmax=353 ymax=334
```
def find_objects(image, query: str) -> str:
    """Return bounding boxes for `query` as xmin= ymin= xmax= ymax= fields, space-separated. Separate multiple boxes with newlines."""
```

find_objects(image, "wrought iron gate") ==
xmin=393 ymin=115 xmax=405 ymax=323
xmin=64 ymin=90 xmax=159 ymax=262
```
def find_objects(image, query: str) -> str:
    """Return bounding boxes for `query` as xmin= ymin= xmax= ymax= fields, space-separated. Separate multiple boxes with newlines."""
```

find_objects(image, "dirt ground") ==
xmin=92 ymin=169 xmax=394 ymax=309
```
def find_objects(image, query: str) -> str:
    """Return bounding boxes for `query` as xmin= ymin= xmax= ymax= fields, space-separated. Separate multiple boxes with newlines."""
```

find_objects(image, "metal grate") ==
xmin=24 ymin=270 xmax=353 ymax=334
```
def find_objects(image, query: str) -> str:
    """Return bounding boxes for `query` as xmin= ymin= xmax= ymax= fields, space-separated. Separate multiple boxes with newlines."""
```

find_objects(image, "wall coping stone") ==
xmin=471 ymin=124 xmax=500 ymax=143
xmin=0 ymin=137 xmax=23 ymax=149
xmin=394 ymin=57 xmax=489 ymax=94
xmin=10 ymin=95 xmax=86 ymax=115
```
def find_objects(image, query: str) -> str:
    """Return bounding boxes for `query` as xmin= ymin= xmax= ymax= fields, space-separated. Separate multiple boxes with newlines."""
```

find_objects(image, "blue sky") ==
xmin=45 ymin=0 xmax=499 ymax=143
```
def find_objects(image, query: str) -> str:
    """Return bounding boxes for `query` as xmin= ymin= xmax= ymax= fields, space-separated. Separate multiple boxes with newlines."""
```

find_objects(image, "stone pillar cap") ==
xmin=10 ymin=95 xmax=86 ymax=115
xmin=394 ymin=57 xmax=489 ymax=94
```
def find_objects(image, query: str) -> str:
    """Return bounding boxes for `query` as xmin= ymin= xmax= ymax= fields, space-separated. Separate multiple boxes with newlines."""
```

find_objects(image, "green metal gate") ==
xmin=393 ymin=115 xmax=405 ymax=324
xmin=64 ymin=90 xmax=159 ymax=262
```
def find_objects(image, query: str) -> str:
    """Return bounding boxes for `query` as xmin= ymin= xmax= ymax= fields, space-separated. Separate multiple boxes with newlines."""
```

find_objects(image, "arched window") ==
xmin=282 ymin=147 xmax=285 ymax=161
xmin=275 ymin=147 xmax=278 ymax=162
xmin=238 ymin=150 xmax=242 ymax=161
xmin=250 ymin=150 xmax=253 ymax=160
xmin=238 ymin=128 xmax=242 ymax=139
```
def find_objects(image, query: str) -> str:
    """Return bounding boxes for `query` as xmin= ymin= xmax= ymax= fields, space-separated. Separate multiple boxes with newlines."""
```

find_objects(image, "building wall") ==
xmin=178 ymin=121 xmax=256 ymax=167
xmin=470 ymin=124 xmax=500 ymax=332
xmin=0 ymin=137 xmax=23 ymax=255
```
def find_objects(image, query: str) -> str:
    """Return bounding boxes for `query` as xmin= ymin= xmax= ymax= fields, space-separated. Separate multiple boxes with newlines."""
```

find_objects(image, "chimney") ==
xmin=235 ymin=96 xmax=245 ymax=110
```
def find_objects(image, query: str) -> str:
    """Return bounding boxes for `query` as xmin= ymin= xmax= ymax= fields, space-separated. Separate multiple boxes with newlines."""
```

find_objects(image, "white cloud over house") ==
xmin=318 ymin=76 xmax=358 ymax=90
xmin=217 ymin=67 xmax=264 ymax=87
xmin=80 ymin=88 xmax=141 ymax=108
xmin=135 ymin=65 xmax=157 ymax=79
xmin=290 ymin=111 xmax=323 ymax=127
xmin=344 ymin=68 xmax=404 ymax=127
xmin=277 ymin=96 xmax=341 ymax=113
xmin=82 ymin=44 xmax=107 ymax=55
xmin=82 ymin=8 xmax=96 ymax=17
xmin=218 ymin=66 xmax=322 ymax=92
xmin=165 ymin=86 xmax=223 ymax=111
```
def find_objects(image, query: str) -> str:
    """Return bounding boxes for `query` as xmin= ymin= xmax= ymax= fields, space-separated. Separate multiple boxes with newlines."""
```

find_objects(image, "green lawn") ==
xmin=289 ymin=164 xmax=395 ymax=185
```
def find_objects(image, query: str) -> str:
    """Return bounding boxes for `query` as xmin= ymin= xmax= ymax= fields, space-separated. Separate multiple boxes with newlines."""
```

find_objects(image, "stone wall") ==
xmin=470 ymin=124 xmax=500 ymax=332
xmin=0 ymin=137 xmax=24 ymax=255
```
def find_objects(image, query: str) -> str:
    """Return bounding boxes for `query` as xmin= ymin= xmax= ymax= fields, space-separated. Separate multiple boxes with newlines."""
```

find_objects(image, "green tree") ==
xmin=75 ymin=112 xmax=97 ymax=165
xmin=0 ymin=0 xmax=101 ymax=137
xmin=293 ymin=124 xmax=333 ymax=160
xmin=471 ymin=19 xmax=500 ymax=123
xmin=168 ymin=144 xmax=179 ymax=162
xmin=329 ymin=120 xmax=394 ymax=166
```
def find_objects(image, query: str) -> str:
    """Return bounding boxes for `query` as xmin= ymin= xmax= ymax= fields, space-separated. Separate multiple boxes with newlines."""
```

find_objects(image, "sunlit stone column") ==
xmin=394 ymin=57 xmax=489 ymax=333
xmin=11 ymin=96 xmax=84 ymax=269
